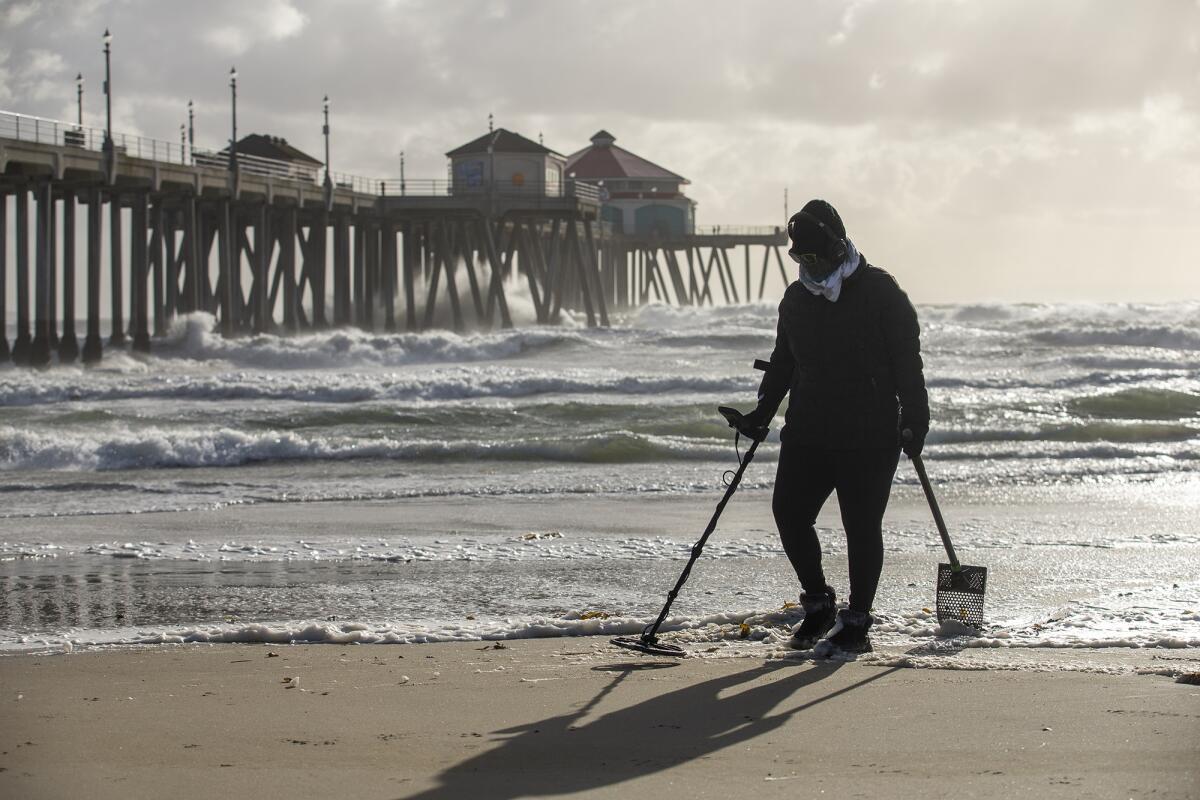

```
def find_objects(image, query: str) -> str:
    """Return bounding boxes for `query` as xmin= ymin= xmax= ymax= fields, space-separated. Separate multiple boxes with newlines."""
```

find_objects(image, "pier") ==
xmin=0 ymin=110 xmax=789 ymax=366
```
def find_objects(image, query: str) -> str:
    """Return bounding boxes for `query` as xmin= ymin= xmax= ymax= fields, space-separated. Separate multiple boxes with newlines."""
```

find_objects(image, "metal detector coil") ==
xmin=611 ymin=635 xmax=686 ymax=658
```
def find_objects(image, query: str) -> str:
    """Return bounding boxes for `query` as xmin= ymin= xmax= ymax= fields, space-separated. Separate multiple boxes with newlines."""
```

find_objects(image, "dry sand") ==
xmin=1 ymin=639 xmax=1197 ymax=800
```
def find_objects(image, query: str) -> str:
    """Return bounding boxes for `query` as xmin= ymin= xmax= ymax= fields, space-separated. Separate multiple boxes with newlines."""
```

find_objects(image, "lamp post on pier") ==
xmin=399 ymin=151 xmax=405 ymax=196
xmin=187 ymin=99 xmax=194 ymax=162
xmin=102 ymin=29 xmax=113 ymax=179
xmin=322 ymin=95 xmax=332 ymax=209
xmin=228 ymin=67 xmax=238 ymax=175
xmin=75 ymin=73 xmax=83 ymax=128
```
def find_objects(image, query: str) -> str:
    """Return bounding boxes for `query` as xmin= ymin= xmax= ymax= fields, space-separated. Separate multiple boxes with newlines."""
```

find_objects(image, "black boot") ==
xmin=786 ymin=586 xmax=837 ymax=650
xmin=814 ymin=608 xmax=873 ymax=657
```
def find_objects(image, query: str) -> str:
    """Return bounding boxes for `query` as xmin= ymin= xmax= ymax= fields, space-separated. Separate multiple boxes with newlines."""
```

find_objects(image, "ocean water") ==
xmin=1 ymin=301 xmax=1198 ymax=662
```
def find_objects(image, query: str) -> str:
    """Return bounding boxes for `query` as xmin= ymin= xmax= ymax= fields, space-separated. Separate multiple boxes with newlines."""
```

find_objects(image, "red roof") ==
xmin=565 ymin=131 xmax=688 ymax=183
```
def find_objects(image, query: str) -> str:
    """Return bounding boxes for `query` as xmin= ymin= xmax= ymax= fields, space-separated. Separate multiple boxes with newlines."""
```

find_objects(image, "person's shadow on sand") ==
xmin=398 ymin=658 xmax=898 ymax=799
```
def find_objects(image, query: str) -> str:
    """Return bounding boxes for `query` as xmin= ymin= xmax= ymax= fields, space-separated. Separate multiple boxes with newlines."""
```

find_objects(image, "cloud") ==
xmin=3 ymin=1 xmax=39 ymax=26
xmin=0 ymin=0 xmax=1197 ymax=302
xmin=201 ymin=0 xmax=309 ymax=56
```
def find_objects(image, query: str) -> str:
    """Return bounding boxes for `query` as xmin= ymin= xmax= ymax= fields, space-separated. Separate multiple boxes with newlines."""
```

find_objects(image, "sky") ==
xmin=2 ymin=0 xmax=1199 ymax=304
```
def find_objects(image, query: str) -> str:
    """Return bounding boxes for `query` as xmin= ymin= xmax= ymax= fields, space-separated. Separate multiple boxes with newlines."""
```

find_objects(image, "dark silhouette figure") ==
xmin=735 ymin=198 xmax=930 ymax=654
xmin=398 ymin=659 xmax=899 ymax=800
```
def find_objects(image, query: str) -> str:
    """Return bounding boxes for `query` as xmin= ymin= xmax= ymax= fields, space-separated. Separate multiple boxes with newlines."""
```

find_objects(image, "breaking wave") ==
xmin=0 ymin=368 xmax=750 ymax=407
xmin=0 ymin=426 xmax=737 ymax=471
xmin=152 ymin=312 xmax=599 ymax=368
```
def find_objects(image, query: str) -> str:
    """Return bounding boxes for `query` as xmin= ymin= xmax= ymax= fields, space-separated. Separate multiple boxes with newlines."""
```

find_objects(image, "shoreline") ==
xmin=4 ymin=489 xmax=1199 ymax=656
xmin=3 ymin=479 xmax=1196 ymax=544
xmin=1 ymin=640 xmax=1197 ymax=799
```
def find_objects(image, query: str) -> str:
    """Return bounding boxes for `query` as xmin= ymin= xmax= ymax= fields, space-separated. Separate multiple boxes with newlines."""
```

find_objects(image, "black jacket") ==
xmin=756 ymin=257 xmax=929 ymax=448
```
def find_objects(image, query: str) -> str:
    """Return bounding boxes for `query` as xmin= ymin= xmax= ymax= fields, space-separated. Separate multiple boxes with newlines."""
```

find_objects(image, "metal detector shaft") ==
xmin=910 ymin=454 xmax=960 ymax=569
xmin=640 ymin=437 xmax=761 ymax=642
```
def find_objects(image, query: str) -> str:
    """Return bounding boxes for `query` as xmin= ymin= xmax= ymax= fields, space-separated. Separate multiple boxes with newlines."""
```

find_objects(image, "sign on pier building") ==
xmin=565 ymin=130 xmax=695 ymax=238
xmin=446 ymin=128 xmax=567 ymax=197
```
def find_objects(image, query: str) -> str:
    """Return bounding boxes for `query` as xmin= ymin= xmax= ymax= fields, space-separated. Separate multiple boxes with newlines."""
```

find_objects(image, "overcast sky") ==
xmin=2 ymin=0 xmax=1198 ymax=303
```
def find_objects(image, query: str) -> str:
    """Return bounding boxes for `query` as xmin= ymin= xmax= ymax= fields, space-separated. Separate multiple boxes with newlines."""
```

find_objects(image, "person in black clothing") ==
xmin=733 ymin=199 xmax=929 ymax=656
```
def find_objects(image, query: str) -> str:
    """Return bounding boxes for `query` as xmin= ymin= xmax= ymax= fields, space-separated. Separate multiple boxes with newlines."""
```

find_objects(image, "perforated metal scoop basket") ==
xmin=936 ymin=562 xmax=987 ymax=630
xmin=912 ymin=455 xmax=988 ymax=631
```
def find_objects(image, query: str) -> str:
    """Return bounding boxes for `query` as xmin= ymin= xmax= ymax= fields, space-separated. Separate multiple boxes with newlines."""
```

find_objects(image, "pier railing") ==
xmin=374 ymin=177 xmax=601 ymax=202
xmin=694 ymin=225 xmax=784 ymax=236
xmin=0 ymin=108 xmax=191 ymax=164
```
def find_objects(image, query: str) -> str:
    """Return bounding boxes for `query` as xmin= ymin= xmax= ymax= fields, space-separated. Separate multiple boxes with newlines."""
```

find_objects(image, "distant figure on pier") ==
xmin=728 ymin=198 xmax=929 ymax=657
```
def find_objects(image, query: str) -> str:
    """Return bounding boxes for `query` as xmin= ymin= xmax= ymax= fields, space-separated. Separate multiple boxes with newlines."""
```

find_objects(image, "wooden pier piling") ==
xmin=31 ymin=181 xmax=52 ymax=367
xmin=0 ymin=192 xmax=7 ymax=363
xmin=131 ymin=191 xmax=151 ymax=353
xmin=109 ymin=192 xmax=125 ymax=347
xmin=12 ymin=188 xmax=31 ymax=365
xmin=82 ymin=187 xmax=103 ymax=364
xmin=59 ymin=193 xmax=79 ymax=363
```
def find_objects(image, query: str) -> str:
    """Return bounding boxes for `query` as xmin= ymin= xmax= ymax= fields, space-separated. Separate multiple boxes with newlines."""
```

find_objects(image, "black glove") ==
xmin=718 ymin=405 xmax=770 ymax=442
xmin=901 ymin=426 xmax=926 ymax=459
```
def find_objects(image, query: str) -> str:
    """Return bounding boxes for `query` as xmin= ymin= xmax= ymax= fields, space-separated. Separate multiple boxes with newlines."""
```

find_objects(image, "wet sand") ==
xmin=1 ymin=639 xmax=1197 ymax=799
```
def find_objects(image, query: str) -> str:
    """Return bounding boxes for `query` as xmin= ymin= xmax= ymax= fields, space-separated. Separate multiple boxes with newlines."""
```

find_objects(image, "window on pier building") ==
xmin=545 ymin=164 xmax=562 ymax=196
xmin=634 ymin=204 xmax=686 ymax=238
xmin=601 ymin=205 xmax=624 ymax=233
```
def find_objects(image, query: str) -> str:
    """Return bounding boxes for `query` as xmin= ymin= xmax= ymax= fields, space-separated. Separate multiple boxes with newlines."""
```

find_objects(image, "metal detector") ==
xmin=611 ymin=405 xmax=766 ymax=658
xmin=910 ymin=454 xmax=988 ymax=630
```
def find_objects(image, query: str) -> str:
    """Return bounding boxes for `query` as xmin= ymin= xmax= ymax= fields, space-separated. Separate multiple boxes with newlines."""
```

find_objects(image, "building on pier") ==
xmin=565 ymin=131 xmax=695 ymax=238
xmin=446 ymin=128 xmax=566 ymax=197
xmin=216 ymin=134 xmax=323 ymax=182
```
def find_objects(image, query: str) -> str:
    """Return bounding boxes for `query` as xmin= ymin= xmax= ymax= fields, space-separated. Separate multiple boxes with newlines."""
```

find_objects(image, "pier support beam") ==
xmin=217 ymin=200 xmax=235 ymax=338
xmin=82 ymin=187 xmax=103 ymax=364
xmin=109 ymin=192 xmax=125 ymax=347
xmin=59 ymin=191 xmax=79 ymax=363
xmin=304 ymin=214 xmax=328 ymax=329
xmin=583 ymin=219 xmax=609 ymax=326
xmin=48 ymin=190 xmax=58 ymax=349
xmin=30 ymin=181 xmax=53 ymax=367
xmin=365 ymin=222 xmax=379 ymax=330
xmin=382 ymin=223 xmax=397 ymax=331
xmin=132 ymin=192 xmax=151 ymax=352
xmin=182 ymin=194 xmax=200 ymax=315
xmin=12 ymin=189 xmax=31 ymax=365
xmin=333 ymin=215 xmax=350 ymax=326
xmin=152 ymin=198 xmax=167 ymax=338
xmin=280 ymin=207 xmax=298 ymax=333
xmin=402 ymin=222 xmax=416 ymax=331
xmin=0 ymin=192 xmax=8 ymax=362
xmin=253 ymin=204 xmax=270 ymax=334
xmin=353 ymin=219 xmax=366 ymax=329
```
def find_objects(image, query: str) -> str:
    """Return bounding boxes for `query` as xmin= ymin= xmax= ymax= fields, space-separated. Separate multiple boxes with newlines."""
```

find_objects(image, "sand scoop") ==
xmin=911 ymin=454 xmax=987 ymax=630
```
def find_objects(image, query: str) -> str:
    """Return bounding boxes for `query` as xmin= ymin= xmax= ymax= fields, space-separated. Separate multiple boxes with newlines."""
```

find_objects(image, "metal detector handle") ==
xmin=910 ymin=454 xmax=961 ymax=570
xmin=640 ymin=436 xmax=761 ymax=643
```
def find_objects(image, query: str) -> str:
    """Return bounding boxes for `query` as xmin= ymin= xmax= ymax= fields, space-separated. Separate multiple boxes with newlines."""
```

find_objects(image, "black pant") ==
xmin=772 ymin=445 xmax=901 ymax=613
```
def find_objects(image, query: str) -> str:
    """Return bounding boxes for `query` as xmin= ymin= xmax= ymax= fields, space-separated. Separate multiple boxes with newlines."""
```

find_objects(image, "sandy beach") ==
xmin=1 ymin=639 xmax=1197 ymax=799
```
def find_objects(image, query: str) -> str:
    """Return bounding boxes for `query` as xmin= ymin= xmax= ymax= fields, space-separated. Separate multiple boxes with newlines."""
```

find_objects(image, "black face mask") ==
xmin=790 ymin=250 xmax=837 ymax=282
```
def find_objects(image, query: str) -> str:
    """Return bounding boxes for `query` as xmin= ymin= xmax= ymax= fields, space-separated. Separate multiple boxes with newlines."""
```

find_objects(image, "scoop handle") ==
xmin=910 ymin=454 xmax=961 ymax=570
